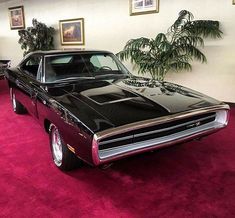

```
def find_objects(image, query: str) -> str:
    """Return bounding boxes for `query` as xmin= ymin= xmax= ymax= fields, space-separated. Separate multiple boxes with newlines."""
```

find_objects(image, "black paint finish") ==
xmin=4 ymin=50 xmax=225 ymax=165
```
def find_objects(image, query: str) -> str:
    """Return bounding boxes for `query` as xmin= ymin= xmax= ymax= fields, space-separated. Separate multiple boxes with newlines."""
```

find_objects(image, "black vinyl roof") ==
xmin=27 ymin=49 xmax=112 ymax=56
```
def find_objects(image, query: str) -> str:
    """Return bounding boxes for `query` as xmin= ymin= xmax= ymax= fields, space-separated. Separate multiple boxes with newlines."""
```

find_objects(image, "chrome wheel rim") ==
xmin=51 ymin=127 xmax=63 ymax=166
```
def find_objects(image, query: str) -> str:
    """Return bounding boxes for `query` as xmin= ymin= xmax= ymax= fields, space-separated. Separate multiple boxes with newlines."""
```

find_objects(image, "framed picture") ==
xmin=233 ymin=0 xmax=235 ymax=5
xmin=129 ymin=0 xmax=159 ymax=16
xmin=59 ymin=18 xmax=85 ymax=45
xmin=8 ymin=6 xmax=25 ymax=30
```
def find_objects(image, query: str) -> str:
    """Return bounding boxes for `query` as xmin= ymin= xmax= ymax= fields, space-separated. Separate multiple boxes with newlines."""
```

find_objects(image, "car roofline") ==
xmin=26 ymin=49 xmax=113 ymax=56
xmin=18 ymin=49 xmax=114 ymax=66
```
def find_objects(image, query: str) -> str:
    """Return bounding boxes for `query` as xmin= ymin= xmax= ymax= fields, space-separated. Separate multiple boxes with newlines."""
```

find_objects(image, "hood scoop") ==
xmin=81 ymin=84 xmax=140 ymax=105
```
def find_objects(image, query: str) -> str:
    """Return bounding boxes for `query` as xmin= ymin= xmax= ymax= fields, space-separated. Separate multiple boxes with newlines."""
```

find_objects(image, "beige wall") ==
xmin=0 ymin=0 xmax=234 ymax=102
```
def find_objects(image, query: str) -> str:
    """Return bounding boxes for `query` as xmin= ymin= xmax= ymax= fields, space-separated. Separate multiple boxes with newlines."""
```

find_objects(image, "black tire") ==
xmin=49 ymin=124 xmax=83 ymax=171
xmin=10 ymin=87 xmax=26 ymax=114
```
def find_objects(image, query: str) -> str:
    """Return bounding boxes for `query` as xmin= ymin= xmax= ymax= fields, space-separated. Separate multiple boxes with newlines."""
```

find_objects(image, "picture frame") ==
xmin=8 ymin=6 xmax=25 ymax=30
xmin=233 ymin=0 xmax=235 ymax=5
xmin=59 ymin=18 xmax=85 ymax=46
xmin=129 ymin=0 xmax=159 ymax=16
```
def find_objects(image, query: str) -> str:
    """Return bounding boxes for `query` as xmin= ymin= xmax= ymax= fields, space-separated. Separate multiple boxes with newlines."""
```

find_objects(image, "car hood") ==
xmin=48 ymin=76 xmax=222 ymax=133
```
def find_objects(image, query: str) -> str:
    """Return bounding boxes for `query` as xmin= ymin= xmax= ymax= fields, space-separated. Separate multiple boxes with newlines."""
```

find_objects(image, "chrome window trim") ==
xmin=37 ymin=57 xmax=43 ymax=82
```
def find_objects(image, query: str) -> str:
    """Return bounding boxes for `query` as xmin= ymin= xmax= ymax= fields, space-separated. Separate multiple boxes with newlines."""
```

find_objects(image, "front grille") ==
xmin=98 ymin=112 xmax=216 ymax=151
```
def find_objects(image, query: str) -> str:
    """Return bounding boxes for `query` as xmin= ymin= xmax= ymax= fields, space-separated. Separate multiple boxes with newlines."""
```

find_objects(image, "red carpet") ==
xmin=0 ymin=79 xmax=235 ymax=217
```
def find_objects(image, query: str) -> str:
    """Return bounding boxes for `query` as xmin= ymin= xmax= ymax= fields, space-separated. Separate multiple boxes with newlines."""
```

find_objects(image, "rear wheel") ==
xmin=49 ymin=124 xmax=82 ymax=171
xmin=10 ymin=87 xmax=26 ymax=114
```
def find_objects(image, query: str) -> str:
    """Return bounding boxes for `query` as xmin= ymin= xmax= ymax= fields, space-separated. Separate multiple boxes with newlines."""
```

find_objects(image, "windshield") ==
xmin=44 ymin=52 xmax=130 ymax=83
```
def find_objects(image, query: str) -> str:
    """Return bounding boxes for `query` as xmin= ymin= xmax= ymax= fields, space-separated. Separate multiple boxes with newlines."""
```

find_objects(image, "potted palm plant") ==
xmin=117 ymin=10 xmax=222 ymax=81
xmin=18 ymin=19 xmax=55 ymax=56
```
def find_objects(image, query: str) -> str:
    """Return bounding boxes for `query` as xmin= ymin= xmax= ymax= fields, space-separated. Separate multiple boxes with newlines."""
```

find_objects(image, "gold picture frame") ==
xmin=59 ymin=18 xmax=85 ymax=46
xmin=8 ymin=6 xmax=25 ymax=30
xmin=130 ymin=0 xmax=159 ymax=16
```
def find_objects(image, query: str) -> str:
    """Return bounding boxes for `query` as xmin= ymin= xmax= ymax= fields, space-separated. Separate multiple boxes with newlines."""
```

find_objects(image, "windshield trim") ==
xmin=43 ymin=52 xmax=131 ymax=83
xmin=53 ymin=76 xmax=96 ymax=83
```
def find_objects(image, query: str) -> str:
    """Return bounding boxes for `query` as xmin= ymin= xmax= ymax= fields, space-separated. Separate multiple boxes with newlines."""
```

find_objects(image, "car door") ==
xmin=15 ymin=55 xmax=43 ymax=118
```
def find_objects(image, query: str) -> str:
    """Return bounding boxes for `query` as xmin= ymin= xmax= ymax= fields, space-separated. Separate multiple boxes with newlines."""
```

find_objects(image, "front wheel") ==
xmin=10 ymin=87 xmax=26 ymax=114
xmin=49 ymin=124 xmax=82 ymax=171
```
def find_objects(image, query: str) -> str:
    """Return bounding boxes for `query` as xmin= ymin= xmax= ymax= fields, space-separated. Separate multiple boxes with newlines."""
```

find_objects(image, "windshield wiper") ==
xmin=95 ymin=74 xmax=128 ymax=79
xmin=53 ymin=77 xmax=95 ymax=83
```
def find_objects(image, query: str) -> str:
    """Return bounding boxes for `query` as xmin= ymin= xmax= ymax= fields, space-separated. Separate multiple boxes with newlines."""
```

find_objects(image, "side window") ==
xmin=21 ymin=55 xmax=42 ymax=79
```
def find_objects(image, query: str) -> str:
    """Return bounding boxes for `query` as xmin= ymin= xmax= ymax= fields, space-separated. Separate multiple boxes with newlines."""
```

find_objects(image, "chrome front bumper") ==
xmin=92 ymin=104 xmax=230 ymax=166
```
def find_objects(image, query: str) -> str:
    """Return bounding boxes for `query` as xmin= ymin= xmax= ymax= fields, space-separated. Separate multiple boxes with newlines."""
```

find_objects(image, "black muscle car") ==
xmin=4 ymin=50 xmax=230 ymax=171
